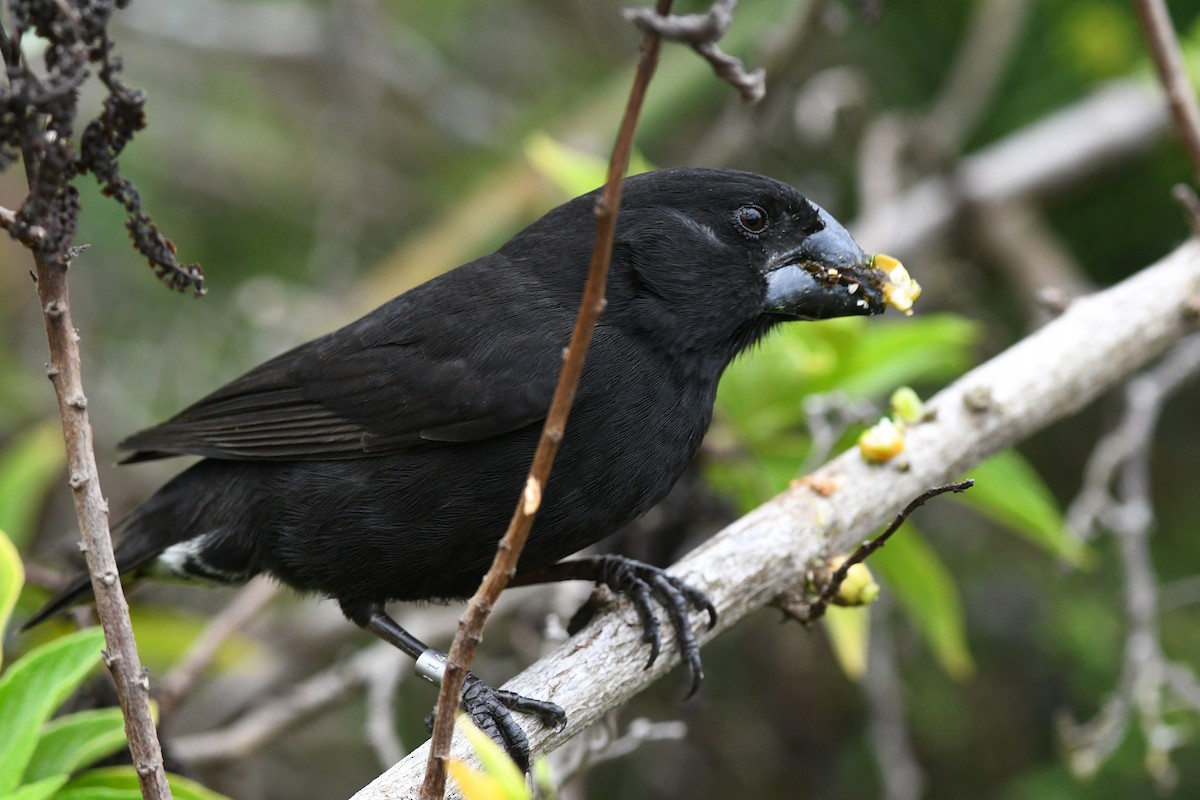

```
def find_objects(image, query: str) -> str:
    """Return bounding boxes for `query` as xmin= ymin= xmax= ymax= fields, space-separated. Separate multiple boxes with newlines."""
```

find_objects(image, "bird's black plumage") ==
xmin=26 ymin=168 xmax=899 ymax=762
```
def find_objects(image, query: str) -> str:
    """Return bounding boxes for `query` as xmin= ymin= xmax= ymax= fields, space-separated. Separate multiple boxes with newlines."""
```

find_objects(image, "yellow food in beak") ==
xmin=871 ymin=253 xmax=921 ymax=315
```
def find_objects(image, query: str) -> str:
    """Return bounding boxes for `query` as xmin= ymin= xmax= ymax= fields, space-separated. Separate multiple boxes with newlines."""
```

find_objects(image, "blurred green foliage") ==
xmin=708 ymin=305 xmax=1086 ymax=687
xmin=709 ymin=313 xmax=978 ymax=508
xmin=961 ymin=449 xmax=1091 ymax=568
xmin=0 ymin=422 xmax=66 ymax=553
xmin=0 ymin=532 xmax=230 ymax=800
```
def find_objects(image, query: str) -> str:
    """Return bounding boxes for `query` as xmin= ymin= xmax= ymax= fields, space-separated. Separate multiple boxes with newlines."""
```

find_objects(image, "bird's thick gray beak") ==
xmin=763 ymin=205 xmax=917 ymax=320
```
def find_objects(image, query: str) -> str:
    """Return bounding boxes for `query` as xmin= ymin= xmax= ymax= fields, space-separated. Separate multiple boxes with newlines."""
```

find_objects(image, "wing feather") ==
xmin=119 ymin=256 xmax=571 ymax=462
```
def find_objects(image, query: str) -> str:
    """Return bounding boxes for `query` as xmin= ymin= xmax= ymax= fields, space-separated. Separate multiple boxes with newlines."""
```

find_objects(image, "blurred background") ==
xmin=3 ymin=0 xmax=1200 ymax=798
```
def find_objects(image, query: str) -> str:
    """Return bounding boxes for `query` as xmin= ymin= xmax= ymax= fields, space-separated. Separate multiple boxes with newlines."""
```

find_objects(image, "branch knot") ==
xmin=624 ymin=0 xmax=765 ymax=102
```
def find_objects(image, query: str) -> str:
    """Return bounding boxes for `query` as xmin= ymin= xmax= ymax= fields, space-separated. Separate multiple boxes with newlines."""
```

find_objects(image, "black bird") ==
xmin=26 ymin=168 xmax=913 ymax=765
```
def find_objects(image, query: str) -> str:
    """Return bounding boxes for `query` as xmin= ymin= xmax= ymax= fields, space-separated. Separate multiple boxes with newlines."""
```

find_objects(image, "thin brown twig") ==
xmin=418 ymin=2 xmax=675 ymax=796
xmin=1171 ymin=184 xmax=1200 ymax=237
xmin=5 ymin=11 xmax=174 ymax=798
xmin=1132 ymin=0 xmax=1200 ymax=227
xmin=802 ymin=480 xmax=975 ymax=625
xmin=625 ymin=0 xmax=765 ymax=103
xmin=32 ymin=253 xmax=173 ymax=799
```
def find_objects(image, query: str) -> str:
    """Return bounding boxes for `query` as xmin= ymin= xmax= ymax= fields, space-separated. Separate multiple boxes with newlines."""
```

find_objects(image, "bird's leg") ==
xmin=361 ymin=605 xmax=565 ymax=771
xmin=511 ymin=555 xmax=717 ymax=698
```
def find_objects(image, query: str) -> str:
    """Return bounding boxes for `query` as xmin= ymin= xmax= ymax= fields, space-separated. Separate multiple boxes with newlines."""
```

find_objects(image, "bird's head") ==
xmin=592 ymin=168 xmax=918 ymax=355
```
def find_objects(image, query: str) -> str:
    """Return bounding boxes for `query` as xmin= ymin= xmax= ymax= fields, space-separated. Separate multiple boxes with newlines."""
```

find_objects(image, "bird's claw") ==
xmin=426 ymin=672 xmax=565 ymax=773
xmin=568 ymin=555 xmax=717 ymax=699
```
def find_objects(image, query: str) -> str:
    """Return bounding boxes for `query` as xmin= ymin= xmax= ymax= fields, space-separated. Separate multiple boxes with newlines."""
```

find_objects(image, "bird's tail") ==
xmin=19 ymin=572 xmax=93 ymax=631
xmin=20 ymin=521 xmax=163 ymax=632
xmin=19 ymin=460 xmax=231 ymax=632
xmin=21 ymin=458 xmax=265 ymax=631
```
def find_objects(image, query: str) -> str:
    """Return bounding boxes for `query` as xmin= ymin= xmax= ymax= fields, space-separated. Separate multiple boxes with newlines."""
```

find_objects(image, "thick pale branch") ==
xmin=354 ymin=241 xmax=1200 ymax=800
xmin=853 ymin=80 xmax=1169 ymax=260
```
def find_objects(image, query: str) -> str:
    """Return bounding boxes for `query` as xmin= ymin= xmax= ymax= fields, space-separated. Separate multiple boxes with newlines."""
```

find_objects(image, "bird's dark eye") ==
xmin=735 ymin=205 xmax=768 ymax=235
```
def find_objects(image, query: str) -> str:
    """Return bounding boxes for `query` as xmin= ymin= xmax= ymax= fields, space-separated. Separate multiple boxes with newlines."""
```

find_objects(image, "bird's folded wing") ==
xmin=119 ymin=297 xmax=568 ymax=462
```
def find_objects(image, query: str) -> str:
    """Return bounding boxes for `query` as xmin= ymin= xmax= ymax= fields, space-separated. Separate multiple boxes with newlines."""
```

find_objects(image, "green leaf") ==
xmin=825 ymin=313 xmax=981 ymax=398
xmin=530 ymin=756 xmax=556 ymax=800
xmin=49 ymin=787 xmax=133 ymax=800
xmin=705 ymin=451 xmax=815 ymax=514
xmin=55 ymin=767 xmax=230 ymax=800
xmin=456 ymin=716 xmax=528 ymax=800
xmin=871 ymin=526 xmax=975 ymax=680
xmin=0 ymin=529 xmax=24 ymax=666
xmin=716 ymin=314 xmax=978 ymax=443
xmin=448 ymin=760 xmax=510 ymax=800
xmin=959 ymin=450 xmax=1092 ymax=568
xmin=1061 ymin=3 xmax=1137 ymax=80
xmin=0 ymin=628 xmax=104 ymax=795
xmin=4 ymin=773 xmax=68 ymax=800
xmin=23 ymin=709 xmax=127 ymax=783
xmin=710 ymin=313 xmax=981 ymax=512
xmin=49 ymin=786 xmax=132 ymax=796
xmin=0 ymin=421 xmax=67 ymax=552
xmin=822 ymin=606 xmax=871 ymax=680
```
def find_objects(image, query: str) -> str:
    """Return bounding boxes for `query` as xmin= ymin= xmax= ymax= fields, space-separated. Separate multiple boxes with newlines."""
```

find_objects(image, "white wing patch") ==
xmin=153 ymin=534 xmax=247 ymax=584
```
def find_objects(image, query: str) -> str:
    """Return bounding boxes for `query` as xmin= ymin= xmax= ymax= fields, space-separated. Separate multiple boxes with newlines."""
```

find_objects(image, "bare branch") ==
xmin=4 ymin=2 xmax=175 ymax=794
xmin=353 ymin=238 xmax=1200 ymax=800
xmin=624 ymin=0 xmax=765 ymax=103
xmin=968 ymin=198 xmax=1093 ymax=327
xmin=158 ymin=578 xmax=280 ymax=719
xmin=863 ymin=601 xmax=924 ymax=800
xmin=30 ymin=251 xmax=174 ymax=799
xmin=1066 ymin=334 xmax=1200 ymax=542
xmin=1060 ymin=332 xmax=1200 ymax=788
xmin=172 ymin=641 xmax=407 ymax=765
xmin=421 ymin=7 xmax=676 ymax=793
xmin=801 ymin=481 xmax=974 ymax=626
xmin=364 ymin=643 xmax=409 ymax=769
xmin=169 ymin=604 xmax=503 ymax=767
xmin=547 ymin=714 xmax=687 ymax=791
xmin=1132 ymin=0 xmax=1200 ymax=188
xmin=853 ymin=80 xmax=1168 ymax=261
xmin=687 ymin=2 xmax=821 ymax=166
xmin=917 ymin=0 xmax=1032 ymax=157
xmin=856 ymin=0 xmax=1030 ymax=220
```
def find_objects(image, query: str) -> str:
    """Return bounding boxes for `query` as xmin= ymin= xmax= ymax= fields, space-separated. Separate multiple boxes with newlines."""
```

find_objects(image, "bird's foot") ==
xmin=567 ymin=555 xmax=717 ymax=698
xmin=427 ymin=672 xmax=565 ymax=772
